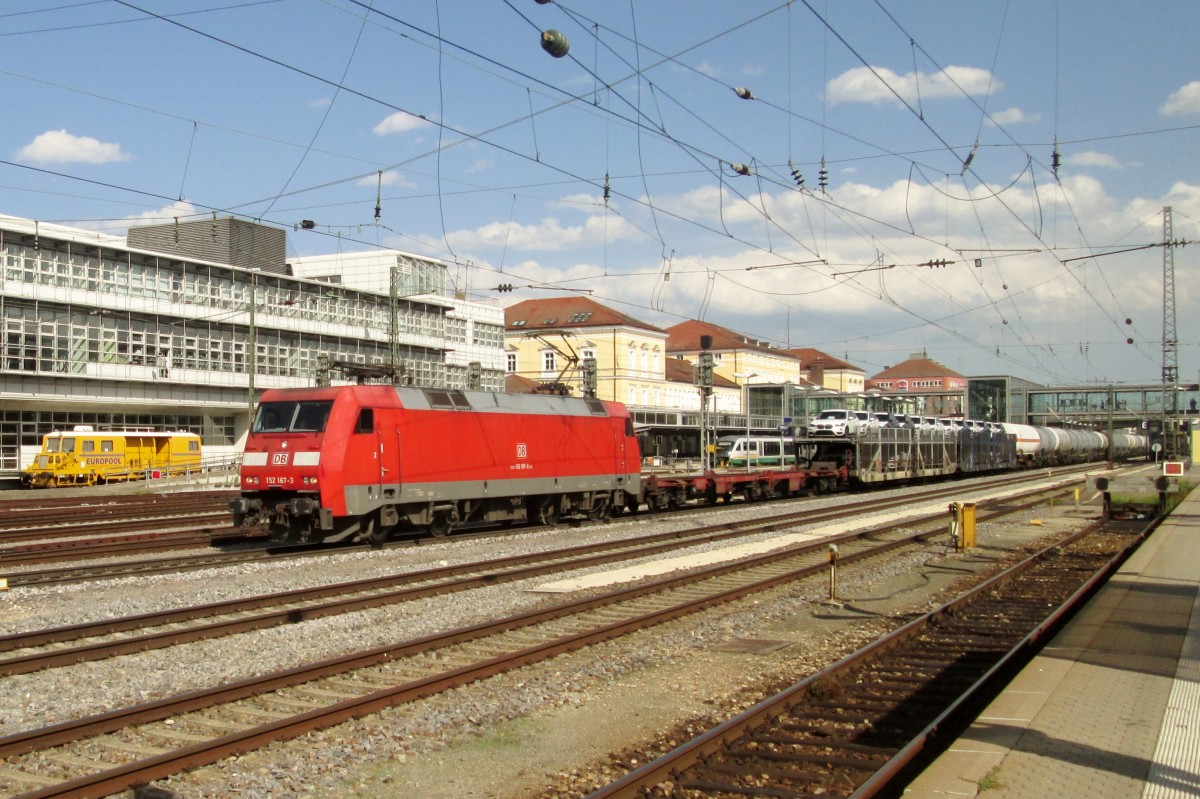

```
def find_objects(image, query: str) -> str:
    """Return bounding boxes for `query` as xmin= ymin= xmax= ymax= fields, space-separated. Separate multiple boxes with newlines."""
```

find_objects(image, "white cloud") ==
xmin=1065 ymin=150 xmax=1121 ymax=169
xmin=17 ymin=129 xmax=130 ymax=164
xmin=373 ymin=111 xmax=433 ymax=135
xmin=988 ymin=107 xmax=1040 ymax=126
xmin=827 ymin=65 xmax=998 ymax=105
xmin=357 ymin=170 xmax=416 ymax=189
xmin=1161 ymin=80 xmax=1200 ymax=115
xmin=448 ymin=213 xmax=643 ymax=252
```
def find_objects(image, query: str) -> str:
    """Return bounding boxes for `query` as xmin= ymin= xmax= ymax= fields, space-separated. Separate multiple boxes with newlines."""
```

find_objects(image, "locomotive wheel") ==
xmin=429 ymin=512 xmax=453 ymax=538
xmin=587 ymin=496 xmax=611 ymax=521
xmin=537 ymin=498 xmax=560 ymax=526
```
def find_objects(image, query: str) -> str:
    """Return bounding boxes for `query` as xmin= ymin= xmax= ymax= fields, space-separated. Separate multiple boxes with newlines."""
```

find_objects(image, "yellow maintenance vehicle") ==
xmin=19 ymin=427 xmax=202 ymax=488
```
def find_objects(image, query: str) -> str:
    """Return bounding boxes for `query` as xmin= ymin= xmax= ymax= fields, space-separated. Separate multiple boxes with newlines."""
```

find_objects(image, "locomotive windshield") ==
xmin=253 ymin=400 xmax=334 ymax=433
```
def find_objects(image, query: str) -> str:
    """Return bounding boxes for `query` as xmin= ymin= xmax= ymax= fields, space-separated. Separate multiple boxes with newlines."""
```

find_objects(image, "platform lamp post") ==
xmin=247 ymin=266 xmax=260 ymax=422
xmin=696 ymin=336 xmax=714 ymax=472
xmin=734 ymin=372 xmax=758 ymax=470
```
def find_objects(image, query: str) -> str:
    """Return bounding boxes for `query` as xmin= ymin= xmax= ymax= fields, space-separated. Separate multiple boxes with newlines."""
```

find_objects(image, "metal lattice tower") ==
xmin=1162 ymin=206 xmax=1178 ymax=454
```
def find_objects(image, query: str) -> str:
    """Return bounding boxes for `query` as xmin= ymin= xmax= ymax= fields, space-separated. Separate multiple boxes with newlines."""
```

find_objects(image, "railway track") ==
xmin=0 ymin=491 xmax=233 ymax=537
xmin=0 ymin=491 xmax=242 ymax=569
xmin=580 ymin=516 xmax=1150 ymax=799
xmin=0 ymin=478 xmax=1095 ymax=798
xmin=0 ymin=490 xmax=1037 ymax=676
xmin=0 ymin=473 xmax=1089 ymax=678
xmin=1 ymin=466 xmax=1095 ymax=586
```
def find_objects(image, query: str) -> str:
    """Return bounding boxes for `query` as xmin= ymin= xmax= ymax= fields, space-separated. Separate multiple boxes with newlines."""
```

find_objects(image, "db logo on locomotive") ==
xmin=271 ymin=452 xmax=289 ymax=465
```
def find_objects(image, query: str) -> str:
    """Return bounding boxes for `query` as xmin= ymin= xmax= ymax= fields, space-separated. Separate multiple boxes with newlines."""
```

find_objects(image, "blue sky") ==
xmin=1 ymin=0 xmax=1197 ymax=386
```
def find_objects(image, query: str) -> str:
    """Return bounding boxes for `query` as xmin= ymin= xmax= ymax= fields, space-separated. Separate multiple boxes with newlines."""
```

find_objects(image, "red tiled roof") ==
xmin=504 ymin=296 xmax=663 ymax=333
xmin=664 ymin=356 xmax=737 ymax=387
xmin=781 ymin=347 xmax=863 ymax=373
xmin=870 ymin=356 xmax=964 ymax=380
xmin=504 ymin=373 xmax=543 ymax=393
xmin=665 ymin=320 xmax=796 ymax=360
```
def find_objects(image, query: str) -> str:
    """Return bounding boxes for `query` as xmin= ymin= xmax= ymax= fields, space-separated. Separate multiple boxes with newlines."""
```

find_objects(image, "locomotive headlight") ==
xmin=304 ymin=476 xmax=319 ymax=485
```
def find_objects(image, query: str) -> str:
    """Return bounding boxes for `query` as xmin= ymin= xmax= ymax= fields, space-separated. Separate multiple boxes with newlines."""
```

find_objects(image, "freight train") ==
xmin=20 ymin=427 xmax=202 ymax=488
xmin=231 ymin=385 xmax=1148 ymax=544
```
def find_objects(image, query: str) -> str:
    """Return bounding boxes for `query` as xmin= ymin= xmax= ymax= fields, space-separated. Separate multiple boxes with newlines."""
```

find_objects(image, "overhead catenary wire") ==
xmin=3 ymin=1 xmax=1185 ymax=385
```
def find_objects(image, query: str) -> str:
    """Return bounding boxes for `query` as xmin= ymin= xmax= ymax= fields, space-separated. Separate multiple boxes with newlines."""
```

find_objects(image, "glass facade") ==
xmin=0 ymin=222 xmax=506 ymax=477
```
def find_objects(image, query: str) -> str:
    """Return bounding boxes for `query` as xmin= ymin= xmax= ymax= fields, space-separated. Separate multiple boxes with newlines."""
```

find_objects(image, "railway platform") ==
xmin=903 ymin=485 xmax=1200 ymax=798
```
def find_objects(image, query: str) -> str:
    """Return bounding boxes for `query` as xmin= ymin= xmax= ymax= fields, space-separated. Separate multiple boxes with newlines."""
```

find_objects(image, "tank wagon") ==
xmin=230 ymin=385 xmax=642 ymax=544
xmin=20 ymin=427 xmax=202 ymax=488
xmin=998 ymin=423 xmax=1145 ymax=466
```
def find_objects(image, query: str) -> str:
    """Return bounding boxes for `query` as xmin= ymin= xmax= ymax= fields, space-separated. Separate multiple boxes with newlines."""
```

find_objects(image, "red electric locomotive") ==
xmin=229 ymin=385 xmax=642 ymax=544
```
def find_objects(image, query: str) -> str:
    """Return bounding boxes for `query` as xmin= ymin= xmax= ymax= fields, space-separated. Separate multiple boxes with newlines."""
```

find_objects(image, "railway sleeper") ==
xmin=0 ymin=765 xmax=61 ymax=788
xmin=728 ymin=747 xmax=891 ymax=768
xmin=96 ymin=739 xmax=170 ymax=757
xmin=231 ymin=704 xmax=303 ymax=721
xmin=260 ymin=695 xmax=325 ymax=712
xmin=144 ymin=727 xmax=212 ymax=745
xmin=688 ymin=763 xmax=837 ymax=785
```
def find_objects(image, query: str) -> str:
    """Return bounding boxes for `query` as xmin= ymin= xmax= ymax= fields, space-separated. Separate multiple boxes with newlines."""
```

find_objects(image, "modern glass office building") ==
xmin=0 ymin=215 xmax=505 ymax=481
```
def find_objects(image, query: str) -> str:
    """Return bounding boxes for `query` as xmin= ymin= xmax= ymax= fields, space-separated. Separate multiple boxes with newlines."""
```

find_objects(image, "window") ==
xmin=355 ymin=408 xmax=374 ymax=434
xmin=506 ymin=352 xmax=517 ymax=373
xmin=542 ymin=350 xmax=557 ymax=372
xmin=254 ymin=400 xmax=333 ymax=433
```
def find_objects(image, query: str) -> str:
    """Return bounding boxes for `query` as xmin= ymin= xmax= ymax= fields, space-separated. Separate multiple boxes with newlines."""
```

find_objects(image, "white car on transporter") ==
xmin=807 ymin=408 xmax=866 ymax=437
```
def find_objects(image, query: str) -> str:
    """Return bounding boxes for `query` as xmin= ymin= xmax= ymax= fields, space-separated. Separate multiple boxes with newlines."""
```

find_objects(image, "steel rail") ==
xmin=0 ymin=489 xmax=1073 ymax=797
xmin=2 ymin=464 xmax=1093 ymax=586
xmin=0 ymin=479 xmax=1077 ymax=676
xmin=580 ymin=516 xmax=1155 ymax=798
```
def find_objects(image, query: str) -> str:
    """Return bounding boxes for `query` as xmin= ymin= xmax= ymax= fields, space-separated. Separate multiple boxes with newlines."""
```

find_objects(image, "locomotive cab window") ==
xmin=82 ymin=440 xmax=95 ymax=453
xmin=354 ymin=408 xmax=375 ymax=434
xmin=102 ymin=440 xmax=114 ymax=452
xmin=254 ymin=400 xmax=334 ymax=433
